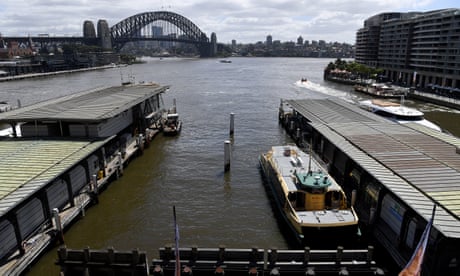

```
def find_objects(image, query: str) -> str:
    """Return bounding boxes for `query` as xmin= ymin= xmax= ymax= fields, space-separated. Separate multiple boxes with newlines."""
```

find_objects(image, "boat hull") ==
xmin=163 ymin=121 xmax=182 ymax=136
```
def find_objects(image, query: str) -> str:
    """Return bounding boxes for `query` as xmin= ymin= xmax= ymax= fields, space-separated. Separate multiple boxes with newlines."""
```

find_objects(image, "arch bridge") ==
xmin=110 ymin=11 xmax=216 ymax=57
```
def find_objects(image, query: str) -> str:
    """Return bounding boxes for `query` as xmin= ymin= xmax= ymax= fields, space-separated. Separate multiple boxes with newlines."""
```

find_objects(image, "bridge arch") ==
xmin=110 ymin=11 xmax=209 ymax=44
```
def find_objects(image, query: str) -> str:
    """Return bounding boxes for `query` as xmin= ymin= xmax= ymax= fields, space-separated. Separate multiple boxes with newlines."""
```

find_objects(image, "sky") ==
xmin=0 ymin=0 xmax=458 ymax=44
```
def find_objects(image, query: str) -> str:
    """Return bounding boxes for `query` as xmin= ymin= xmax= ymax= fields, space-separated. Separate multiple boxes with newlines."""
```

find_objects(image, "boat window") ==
xmin=325 ymin=191 xmax=342 ymax=209
xmin=395 ymin=115 xmax=424 ymax=121
xmin=374 ymin=110 xmax=392 ymax=118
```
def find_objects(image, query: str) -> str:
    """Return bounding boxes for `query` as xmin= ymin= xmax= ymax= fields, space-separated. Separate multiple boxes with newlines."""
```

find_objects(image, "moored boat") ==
xmin=259 ymin=145 xmax=359 ymax=247
xmin=162 ymin=113 xmax=182 ymax=136
xmin=0 ymin=101 xmax=12 ymax=113
xmin=354 ymin=83 xmax=404 ymax=98
xmin=359 ymin=98 xmax=442 ymax=131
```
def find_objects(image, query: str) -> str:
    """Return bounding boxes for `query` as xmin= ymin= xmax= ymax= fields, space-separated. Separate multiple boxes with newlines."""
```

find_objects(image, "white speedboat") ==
xmin=259 ymin=145 xmax=359 ymax=247
xmin=359 ymin=98 xmax=441 ymax=131
xmin=0 ymin=101 xmax=12 ymax=113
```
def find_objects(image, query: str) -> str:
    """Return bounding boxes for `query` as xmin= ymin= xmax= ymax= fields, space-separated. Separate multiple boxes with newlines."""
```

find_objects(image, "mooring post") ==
xmin=92 ymin=174 xmax=98 ymax=193
xmin=269 ymin=248 xmax=278 ymax=268
xmin=52 ymin=208 xmax=64 ymax=244
xmin=138 ymin=134 xmax=144 ymax=154
xmin=190 ymin=246 xmax=198 ymax=266
xmin=218 ymin=245 xmax=226 ymax=265
xmin=367 ymin=245 xmax=374 ymax=263
xmin=224 ymin=140 xmax=231 ymax=172
xmin=107 ymin=247 xmax=115 ymax=265
xmin=117 ymin=152 xmax=124 ymax=175
xmin=249 ymin=246 xmax=259 ymax=270
xmin=90 ymin=174 xmax=99 ymax=204
xmin=303 ymin=246 xmax=310 ymax=265
xmin=229 ymin=112 xmax=235 ymax=136
xmin=336 ymin=246 xmax=343 ymax=265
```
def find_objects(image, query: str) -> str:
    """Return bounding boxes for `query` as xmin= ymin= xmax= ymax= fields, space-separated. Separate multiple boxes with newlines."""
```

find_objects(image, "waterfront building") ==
xmin=355 ymin=12 xmax=406 ymax=68
xmin=356 ymin=9 xmax=460 ymax=93
xmin=0 ymin=83 xmax=168 ymax=274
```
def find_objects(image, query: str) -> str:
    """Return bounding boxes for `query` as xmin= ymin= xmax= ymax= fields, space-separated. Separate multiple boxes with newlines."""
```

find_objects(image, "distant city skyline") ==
xmin=0 ymin=0 xmax=458 ymax=44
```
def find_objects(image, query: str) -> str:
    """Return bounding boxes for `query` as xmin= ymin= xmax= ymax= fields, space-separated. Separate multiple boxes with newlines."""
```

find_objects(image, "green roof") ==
xmin=0 ymin=137 xmax=112 ymax=217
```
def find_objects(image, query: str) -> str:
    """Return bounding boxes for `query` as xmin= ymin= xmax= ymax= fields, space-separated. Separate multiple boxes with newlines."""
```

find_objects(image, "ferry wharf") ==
xmin=279 ymin=98 xmax=460 ymax=275
xmin=0 ymin=82 xmax=169 ymax=275
xmin=407 ymin=89 xmax=460 ymax=110
xmin=0 ymin=64 xmax=119 ymax=83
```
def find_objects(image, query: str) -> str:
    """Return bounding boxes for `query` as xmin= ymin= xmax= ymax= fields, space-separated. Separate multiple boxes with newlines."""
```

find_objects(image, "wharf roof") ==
xmin=0 ymin=82 xmax=169 ymax=123
xmin=0 ymin=137 xmax=113 ymax=217
xmin=285 ymin=98 xmax=460 ymax=238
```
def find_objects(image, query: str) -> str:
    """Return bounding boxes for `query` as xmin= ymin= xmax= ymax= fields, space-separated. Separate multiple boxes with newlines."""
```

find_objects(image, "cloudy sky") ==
xmin=0 ymin=0 xmax=458 ymax=44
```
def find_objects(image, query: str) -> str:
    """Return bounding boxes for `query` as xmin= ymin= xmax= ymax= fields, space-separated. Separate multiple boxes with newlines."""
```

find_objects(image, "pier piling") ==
xmin=224 ymin=140 xmax=231 ymax=172
xmin=229 ymin=112 xmax=235 ymax=136
xmin=52 ymin=208 xmax=64 ymax=244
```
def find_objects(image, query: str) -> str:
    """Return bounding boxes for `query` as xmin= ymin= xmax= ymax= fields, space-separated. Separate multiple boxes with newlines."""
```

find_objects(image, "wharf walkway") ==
xmin=0 ymin=64 xmax=119 ymax=82
xmin=407 ymin=89 xmax=460 ymax=110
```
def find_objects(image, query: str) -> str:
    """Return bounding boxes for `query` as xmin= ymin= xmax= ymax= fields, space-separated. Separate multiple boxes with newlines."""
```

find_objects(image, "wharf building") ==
xmin=279 ymin=98 xmax=460 ymax=275
xmin=0 ymin=82 xmax=168 ymax=275
xmin=355 ymin=9 xmax=460 ymax=95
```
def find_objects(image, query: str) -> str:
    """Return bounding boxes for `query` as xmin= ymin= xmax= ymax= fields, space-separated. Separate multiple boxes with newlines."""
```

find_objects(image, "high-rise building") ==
xmin=356 ymin=9 xmax=460 ymax=91
xmin=355 ymin=12 xmax=404 ymax=68
xmin=297 ymin=36 xmax=304 ymax=46
xmin=266 ymin=35 xmax=273 ymax=47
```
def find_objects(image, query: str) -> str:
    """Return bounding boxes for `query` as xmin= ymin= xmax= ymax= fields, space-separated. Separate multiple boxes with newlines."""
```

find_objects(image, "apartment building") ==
xmin=356 ymin=9 xmax=460 ymax=94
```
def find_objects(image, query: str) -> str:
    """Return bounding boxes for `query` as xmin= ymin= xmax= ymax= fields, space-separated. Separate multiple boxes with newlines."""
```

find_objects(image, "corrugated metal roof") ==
xmin=286 ymin=98 xmax=388 ymax=124
xmin=0 ymin=137 xmax=112 ymax=217
xmin=286 ymin=98 xmax=460 ymax=238
xmin=0 ymin=83 xmax=169 ymax=123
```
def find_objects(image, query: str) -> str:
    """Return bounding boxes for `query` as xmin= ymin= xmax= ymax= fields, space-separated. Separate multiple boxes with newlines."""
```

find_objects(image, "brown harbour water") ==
xmin=1 ymin=57 xmax=459 ymax=275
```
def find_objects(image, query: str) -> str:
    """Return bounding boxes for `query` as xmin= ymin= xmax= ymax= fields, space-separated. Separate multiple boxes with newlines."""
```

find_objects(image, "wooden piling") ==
xmin=117 ymin=152 xmax=124 ymax=175
xmin=229 ymin=112 xmax=235 ymax=136
xmin=224 ymin=140 xmax=231 ymax=172
xmin=53 ymin=208 xmax=64 ymax=244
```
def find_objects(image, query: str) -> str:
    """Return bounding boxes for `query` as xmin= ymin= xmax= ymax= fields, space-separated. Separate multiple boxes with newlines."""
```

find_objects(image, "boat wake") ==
xmin=295 ymin=80 xmax=357 ymax=103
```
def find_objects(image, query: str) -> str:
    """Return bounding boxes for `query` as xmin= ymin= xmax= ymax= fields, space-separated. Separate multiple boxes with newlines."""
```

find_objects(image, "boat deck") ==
xmin=267 ymin=145 xmax=356 ymax=226
xmin=296 ymin=209 xmax=356 ymax=225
